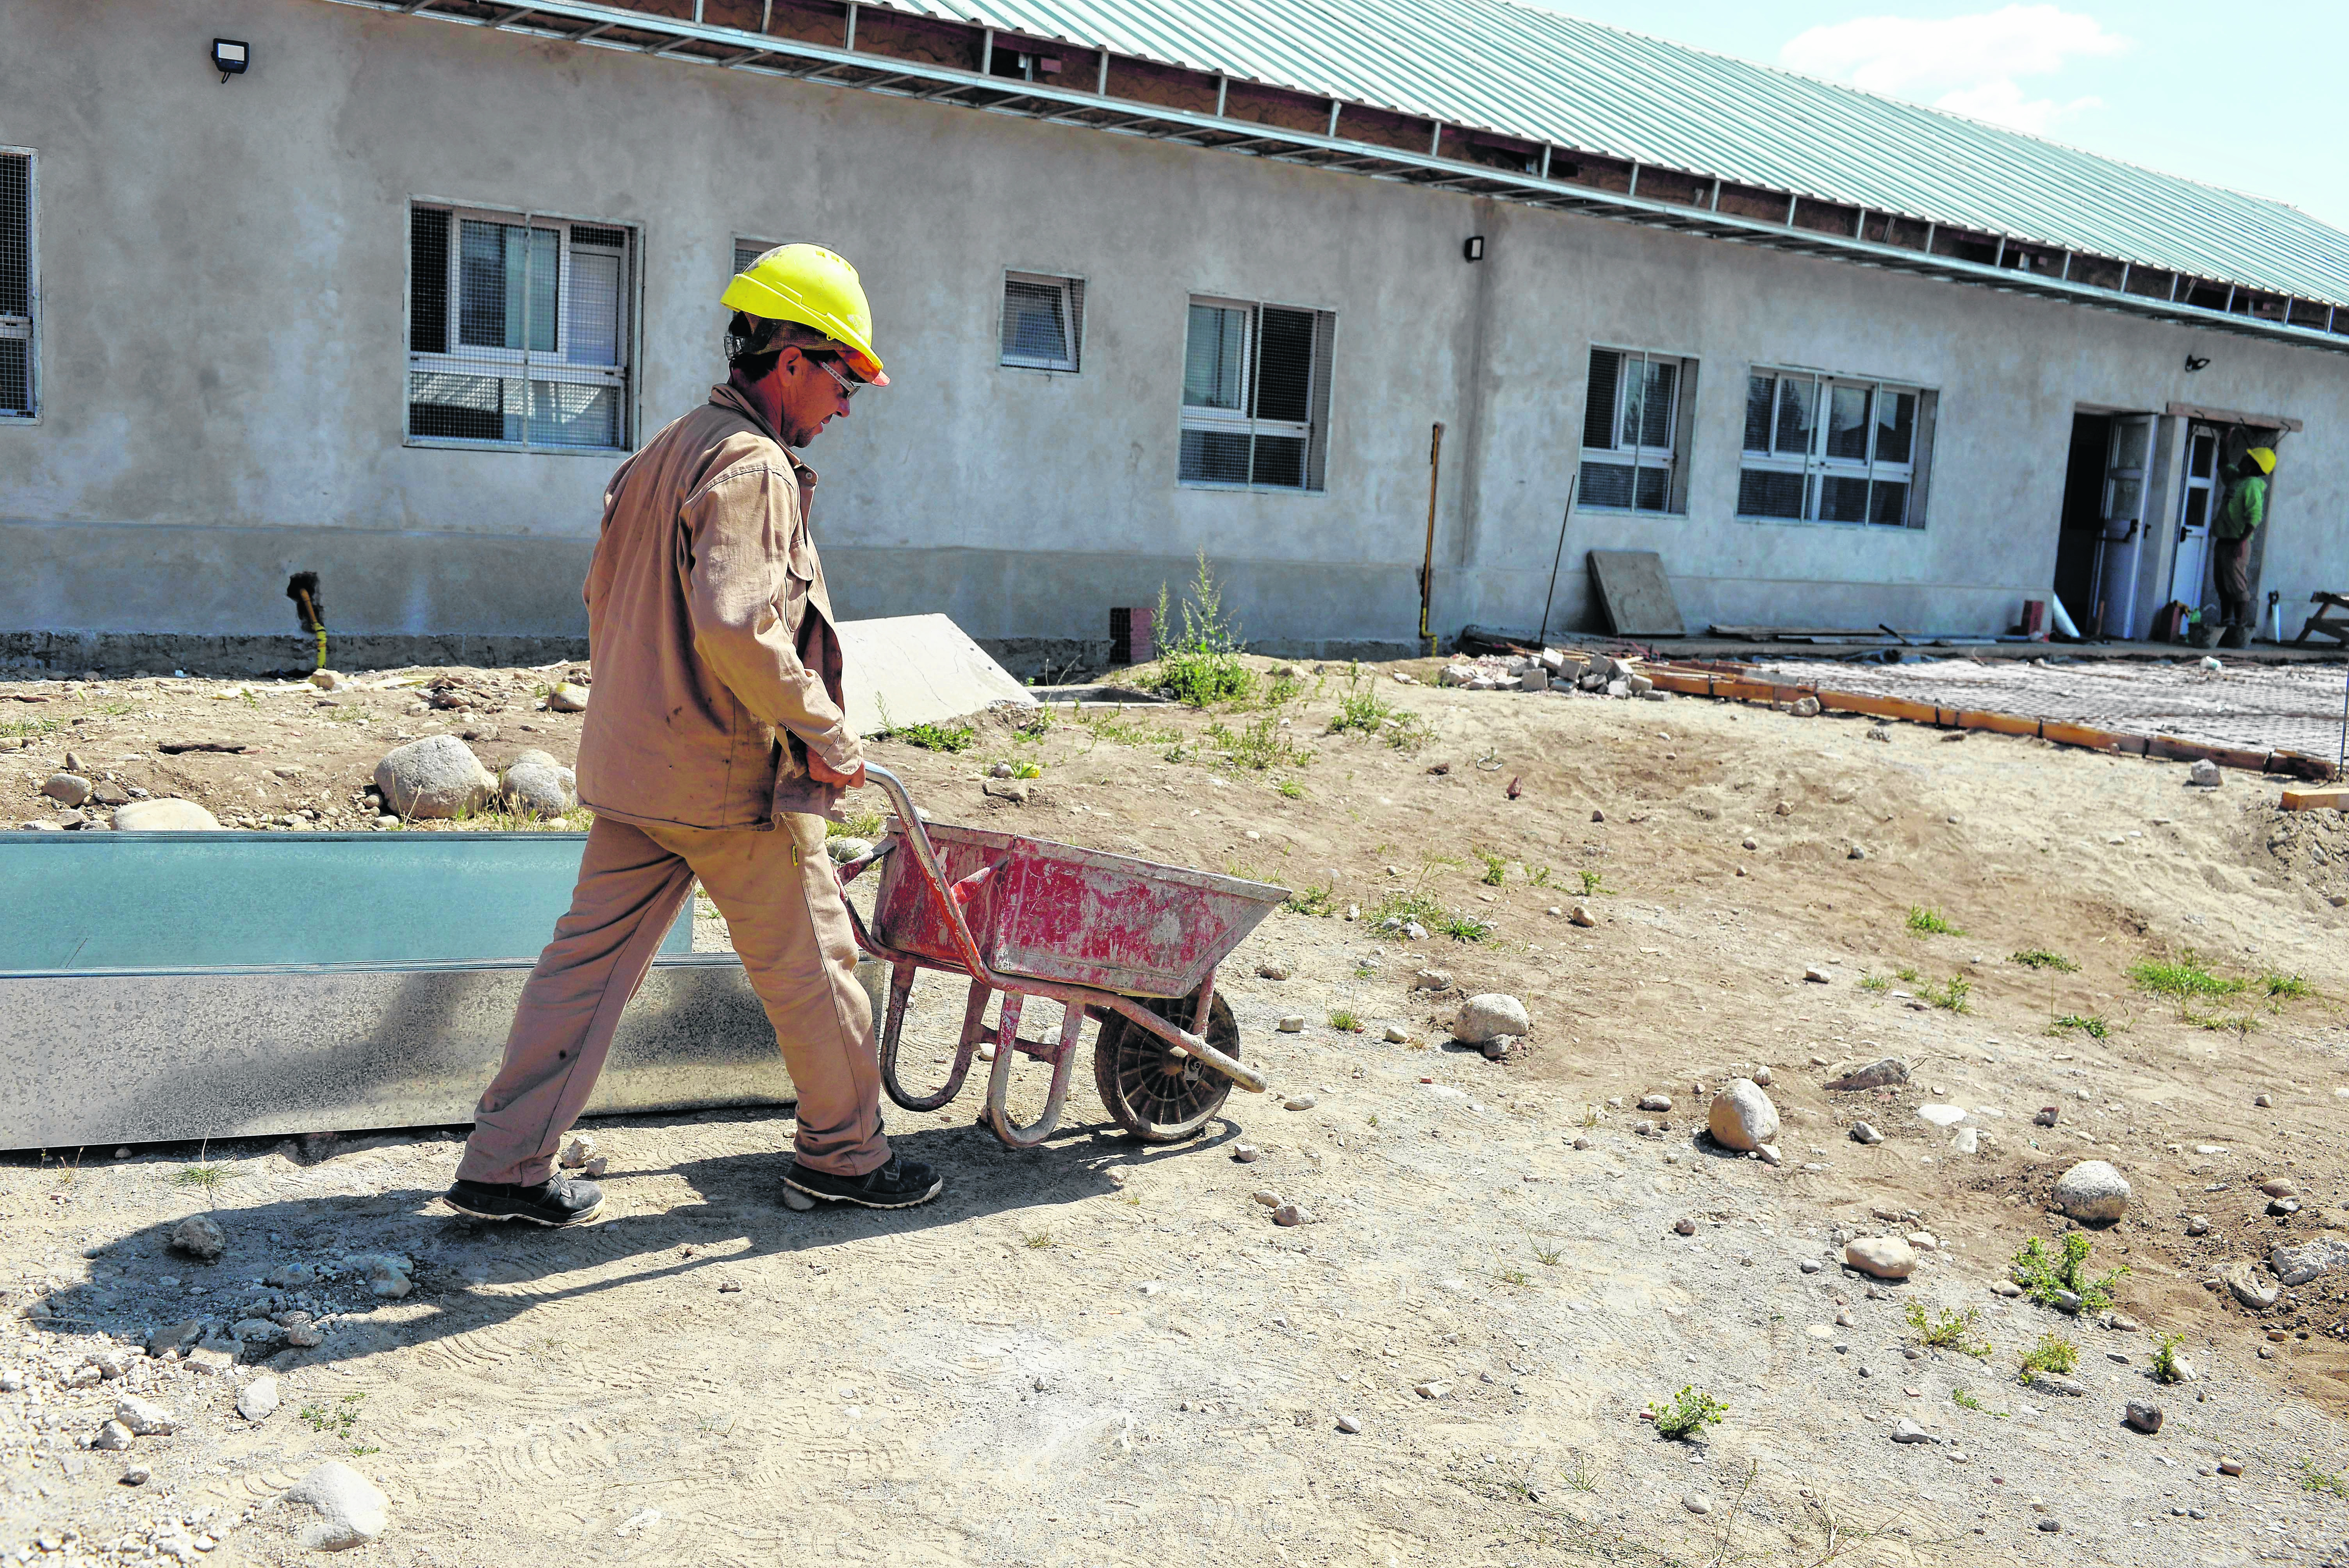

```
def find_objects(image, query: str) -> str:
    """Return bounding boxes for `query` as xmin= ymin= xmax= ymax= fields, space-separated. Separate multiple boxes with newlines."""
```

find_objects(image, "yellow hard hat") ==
xmin=2245 ymin=446 xmax=2276 ymax=474
xmin=721 ymin=243 xmax=888 ymax=386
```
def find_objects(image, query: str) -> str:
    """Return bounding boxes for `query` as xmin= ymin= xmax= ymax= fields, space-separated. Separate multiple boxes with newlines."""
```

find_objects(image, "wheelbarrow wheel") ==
xmin=1092 ymin=992 xmax=1239 ymax=1143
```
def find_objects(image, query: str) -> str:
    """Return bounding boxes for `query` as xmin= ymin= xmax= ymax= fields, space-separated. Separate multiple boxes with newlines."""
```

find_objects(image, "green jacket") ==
xmin=2216 ymin=474 xmax=2266 ymax=541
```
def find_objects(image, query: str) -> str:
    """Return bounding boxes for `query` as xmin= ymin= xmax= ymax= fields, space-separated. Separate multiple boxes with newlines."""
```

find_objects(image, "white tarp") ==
xmin=836 ymin=613 xmax=1034 ymax=738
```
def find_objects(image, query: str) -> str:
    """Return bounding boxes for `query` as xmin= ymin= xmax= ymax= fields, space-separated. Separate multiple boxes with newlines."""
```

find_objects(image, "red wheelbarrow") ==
xmin=835 ymin=764 xmax=1288 ymax=1149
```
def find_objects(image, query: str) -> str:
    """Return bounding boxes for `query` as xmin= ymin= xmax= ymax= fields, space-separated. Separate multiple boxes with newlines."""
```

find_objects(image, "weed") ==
xmin=1921 ymin=975 xmax=1973 ymax=1013
xmin=1283 ymin=884 xmax=1336 ymax=917
xmin=1366 ymin=1112 xmax=1379 ymax=1128
xmin=1152 ymin=554 xmax=1256 ymax=707
xmin=2127 ymin=951 xmax=2246 ymax=1003
xmin=1894 ymin=965 xmax=1920 ymax=983
xmin=1477 ymin=850 xmax=1508 ymax=886
xmin=2262 ymin=970 xmax=2314 ymax=1002
xmin=172 ymin=1166 xmax=225 ymax=1190
xmin=2012 ymin=1232 xmax=2126 ymax=1311
xmin=1022 ymin=1229 xmax=1055 ymax=1250
xmin=1563 ymin=1455 xmax=1600 ymax=1493
xmin=1327 ymin=1008 xmax=1365 ymax=1033
xmin=1325 ymin=671 xmax=1430 ymax=751
xmin=1906 ymin=905 xmax=1964 ymax=937
xmin=1205 ymin=711 xmax=1314 ymax=772
xmin=1576 ymin=868 xmax=1611 ymax=897
xmin=2299 ymin=1460 xmax=2349 ymax=1498
xmin=1903 ymin=1301 xmax=1991 ymax=1357
xmin=1579 ymin=1103 xmax=1599 ymax=1129
xmin=2050 ymin=1013 xmax=2109 ymax=1039
xmin=1527 ymin=865 xmax=1553 ymax=888
xmin=349 ymin=1445 xmax=381 ymax=1457
xmin=1078 ymin=712 xmax=1183 ymax=749
xmin=2150 ymin=1332 xmax=2188 ymax=1384
xmin=1367 ymin=889 xmax=1492 ymax=943
xmin=327 ymin=705 xmax=371 ymax=725
xmin=1647 ymin=1385 xmax=1726 ymax=1441
xmin=893 ymin=720 xmax=976 ymax=752
xmin=1277 ymin=778 xmax=1305 ymax=800
xmin=1010 ymin=709 xmax=1053 ymax=745
xmin=1497 ymin=1266 xmax=1530 ymax=1287
xmin=1223 ymin=858 xmax=1265 ymax=883
xmin=301 ymin=1394 xmax=365 ymax=1440
xmin=1007 ymin=760 xmax=1043 ymax=780
xmin=827 ymin=809 xmax=887 ymax=841
xmin=2019 ymin=1333 xmax=2078 ymax=1379
xmin=1951 ymin=1386 xmax=1982 ymax=1411
xmin=2188 ymin=1007 xmax=2260 ymax=1038
xmin=2 ymin=716 xmax=60 ymax=740
xmin=2010 ymin=949 xmax=2078 ymax=971
xmin=1533 ymin=1244 xmax=1564 ymax=1267
xmin=1857 ymin=974 xmax=1890 ymax=994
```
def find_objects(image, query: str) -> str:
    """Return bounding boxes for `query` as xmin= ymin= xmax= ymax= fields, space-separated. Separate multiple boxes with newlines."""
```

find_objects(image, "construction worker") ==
xmin=443 ymin=244 xmax=943 ymax=1226
xmin=2212 ymin=445 xmax=2276 ymax=650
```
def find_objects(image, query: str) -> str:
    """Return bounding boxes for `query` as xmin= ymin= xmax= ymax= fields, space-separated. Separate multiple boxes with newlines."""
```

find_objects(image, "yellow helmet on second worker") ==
xmin=722 ymin=243 xmax=889 ymax=386
xmin=2245 ymin=446 xmax=2276 ymax=474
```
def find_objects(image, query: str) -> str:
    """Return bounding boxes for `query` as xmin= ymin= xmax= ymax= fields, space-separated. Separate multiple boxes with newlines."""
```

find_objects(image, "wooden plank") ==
xmin=1587 ymin=550 xmax=1686 ymax=637
xmin=1957 ymin=709 xmax=2039 ymax=737
xmin=2282 ymin=787 xmax=2349 ymax=811
xmin=2040 ymin=720 xmax=2125 ymax=753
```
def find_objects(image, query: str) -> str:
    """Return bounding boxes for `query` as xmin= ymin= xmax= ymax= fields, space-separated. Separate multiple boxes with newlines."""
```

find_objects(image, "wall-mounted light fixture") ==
xmin=212 ymin=39 xmax=250 ymax=82
xmin=2183 ymin=354 xmax=2210 ymax=372
xmin=1462 ymin=235 xmax=1486 ymax=262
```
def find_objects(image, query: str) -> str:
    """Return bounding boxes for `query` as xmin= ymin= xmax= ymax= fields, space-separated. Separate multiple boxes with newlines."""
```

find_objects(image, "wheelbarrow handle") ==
xmin=859 ymin=763 xmax=994 ymax=982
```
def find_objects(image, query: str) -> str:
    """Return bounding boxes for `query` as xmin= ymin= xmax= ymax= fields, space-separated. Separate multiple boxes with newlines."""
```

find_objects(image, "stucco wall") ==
xmin=4 ymin=0 xmax=2344 ymax=659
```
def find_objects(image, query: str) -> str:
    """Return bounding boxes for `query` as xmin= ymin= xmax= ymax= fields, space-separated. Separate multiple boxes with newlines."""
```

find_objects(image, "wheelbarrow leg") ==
xmin=876 ymin=959 xmax=978 ymax=1112
xmin=982 ymin=994 xmax=1083 ymax=1150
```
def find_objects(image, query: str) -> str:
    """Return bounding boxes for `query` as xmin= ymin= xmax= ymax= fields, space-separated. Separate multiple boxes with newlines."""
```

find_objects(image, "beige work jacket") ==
xmin=574 ymin=382 xmax=862 ymax=831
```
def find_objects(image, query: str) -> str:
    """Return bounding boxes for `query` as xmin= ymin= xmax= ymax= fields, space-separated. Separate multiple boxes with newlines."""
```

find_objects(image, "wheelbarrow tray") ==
xmin=868 ymin=819 xmax=1287 ymax=999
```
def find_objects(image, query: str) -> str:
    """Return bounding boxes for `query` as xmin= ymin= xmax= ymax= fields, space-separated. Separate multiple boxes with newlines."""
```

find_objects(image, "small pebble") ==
xmin=1283 ymin=1093 xmax=1318 ymax=1111
xmin=1276 ymin=1015 xmax=1305 ymax=1033
xmin=1682 ymin=1493 xmax=1712 ymax=1516
xmin=1232 ymin=1144 xmax=1260 ymax=1164
xmin=1335 ymin=1413 xmax=1362 ymax=1434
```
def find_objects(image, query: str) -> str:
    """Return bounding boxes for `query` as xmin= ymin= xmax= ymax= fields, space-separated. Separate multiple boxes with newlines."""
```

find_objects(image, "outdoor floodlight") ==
xmin=1462 ymin=235 xmax=1485 ymax=262
xmin=212 ymin=39 xmax=250 ymax=82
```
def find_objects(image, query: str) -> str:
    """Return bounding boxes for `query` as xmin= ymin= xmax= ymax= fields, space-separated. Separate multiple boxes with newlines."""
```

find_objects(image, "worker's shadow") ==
xmin=38 ymin=1114 xmax=1240 ymax=1372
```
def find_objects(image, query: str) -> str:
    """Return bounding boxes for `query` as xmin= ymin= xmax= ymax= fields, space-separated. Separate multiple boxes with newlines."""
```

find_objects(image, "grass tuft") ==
xmin=1647 ymin=1386 xmax=1726 ymax=1441
xmin=1906 ymin=905 xmax=1963 ymax=937
xmin=2299 ymin=1460 xmax=2349 ymax=1498
xmin=1477 ymin=850 xmax=1508 ymax=887
xmin=1903 ymin=1301 xmax=1991 ymax=1357
xmin=1283 ymin=884 xmax=1336 ymax=917
xmin=2050 ymin=1013 xmax=2109 ymax=1039
xmin=2128 ymin=951 xmax=2245 ymax=1003
xmin=172 ymin=1166 xmax=225 ymax=1190
xmin=2019 ymin=1333 xmax=2078 ymax=1379
xmin=1921 ymin=975 xmax=1972 ymax=1013
xmin=2010 ymin=949 xmax=2078 ymax=972
xmin=2012 ymin=1233 xmax=2126 ymax=1312
xmin=1327 ymin=1008 xmax=1365 ymax=1033
xmin=2150 ymin=1331 xmax=2188 ymax=1385
xmin=1022 ymin=1229 xmax=1055 ymax=1250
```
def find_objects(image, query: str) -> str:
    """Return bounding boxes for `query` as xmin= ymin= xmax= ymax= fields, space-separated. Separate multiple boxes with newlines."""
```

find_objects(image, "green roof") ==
xmin=897 ymin=0 xmax=2349 ymax=309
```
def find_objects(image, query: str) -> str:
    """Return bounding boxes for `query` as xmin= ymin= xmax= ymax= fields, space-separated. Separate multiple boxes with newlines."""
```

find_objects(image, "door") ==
xmin=2096 ymin=415 xmax=2153 ymax=638
xmin=2168 ymin=424 xmax=2221 ymax=609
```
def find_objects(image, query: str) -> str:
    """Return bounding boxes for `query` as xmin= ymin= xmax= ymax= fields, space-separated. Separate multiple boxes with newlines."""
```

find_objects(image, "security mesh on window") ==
xmin=1000 ymin=273 xmax=1083 ymax=372
xmin=1178 ymin=299 xmax=1335 ymax=492
xmin=734 ymin=238 xmax=779 ymax=274
xmin=0 ymin=151 xmax=32 ymax=418
xmin=1738 ymin=368 xmax=1930 ymax=527
xmin=1577 ymin=347 xmax=1691 ymax=513
xmin=407 ymin=203 xmax=633 ymax=451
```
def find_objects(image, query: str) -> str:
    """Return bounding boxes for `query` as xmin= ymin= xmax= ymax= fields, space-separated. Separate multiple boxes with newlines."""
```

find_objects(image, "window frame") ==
xmin=0 ymin=145 xmax=38 ymax=424
xmin=404 ymin=199 xmax=637 ymax=455
xmin=733 ymin=237 xmax=782 ymax=276
xmin=998 ymin=269 xmax=1085 ymax=373
xmin=1177 ymin=294 xmax=1337 ymax=495
xmin=1735 ymin=365 xmax=1935 ymax=529
xmin=1576 ymin=343 xmax=1698 ymax=515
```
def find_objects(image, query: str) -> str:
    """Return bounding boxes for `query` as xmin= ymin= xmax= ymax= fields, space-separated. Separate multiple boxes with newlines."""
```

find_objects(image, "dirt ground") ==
xmin=7 ymin=657 xmax=2349 ymax=1566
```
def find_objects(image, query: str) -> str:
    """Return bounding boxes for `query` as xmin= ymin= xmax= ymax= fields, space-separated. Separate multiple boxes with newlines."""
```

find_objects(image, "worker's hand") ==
xmin=807 ymin=753 xmax=866 ymax=790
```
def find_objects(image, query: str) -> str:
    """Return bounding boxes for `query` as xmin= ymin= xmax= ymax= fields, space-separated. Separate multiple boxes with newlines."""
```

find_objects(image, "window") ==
xmin=1737 ymin=368 xmax=1934 ymax=527
xmin=1178 ymin=298 xmax=1335 ymax=491
xmin=734 ymin=237 xmax=778 ymax=274
xmin=999 ymin=271 xmax=1083 ymax=372
xmin=1579 ymin=347 xmax=1695 ymax=513
xmin=0 ymin=149 xmax=34 ymax=419
xmin=407 ymin=203 xmax=634 ymax=451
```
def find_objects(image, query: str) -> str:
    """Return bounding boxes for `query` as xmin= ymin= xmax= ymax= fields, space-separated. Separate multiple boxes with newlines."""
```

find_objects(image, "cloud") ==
xmin=1780 ymin=5 xmax=2128 ymax=134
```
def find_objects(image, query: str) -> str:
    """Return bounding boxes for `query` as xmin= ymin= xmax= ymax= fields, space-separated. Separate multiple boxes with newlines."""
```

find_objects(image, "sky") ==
xmin=1519 ymin=2 xmax=2348 ymax=234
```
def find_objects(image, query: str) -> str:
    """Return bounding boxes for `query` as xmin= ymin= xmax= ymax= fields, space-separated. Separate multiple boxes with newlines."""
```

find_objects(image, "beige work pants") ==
xmin=455 ymin=813 xmax=889 ymax=1187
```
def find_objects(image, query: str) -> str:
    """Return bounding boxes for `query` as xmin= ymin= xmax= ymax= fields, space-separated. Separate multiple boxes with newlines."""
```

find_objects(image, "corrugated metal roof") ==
xmin=873 ymin=0 xmax=2349 ymax=308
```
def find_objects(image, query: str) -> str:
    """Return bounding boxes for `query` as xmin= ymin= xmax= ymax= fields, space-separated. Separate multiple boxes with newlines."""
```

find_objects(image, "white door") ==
xmin=2096 ymin=415 xmax=2154 ymax=638
xmin=2168 ymin=424 xmax=2221 ymax=608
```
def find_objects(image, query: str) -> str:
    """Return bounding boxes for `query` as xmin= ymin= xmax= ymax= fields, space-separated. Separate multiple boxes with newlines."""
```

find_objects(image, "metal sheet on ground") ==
xmin=1588 ymin=550 xmax=1686 ymax=637
xmin=837 ymin=613 xmax=1035 ymax=738
xmin=0 ymin=959 xmax=788 ymax=1150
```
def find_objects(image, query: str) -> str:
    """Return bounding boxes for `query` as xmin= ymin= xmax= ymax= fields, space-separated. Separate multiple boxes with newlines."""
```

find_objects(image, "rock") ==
xmin=1273 ymin=1014 xmax=1307 ymax=1034
xmin=1826 ymin=1057 xmax=1909 ymax=1091
xmin=1752 ymin=1065 xmax=1772 ymax=1087
xmin=116 ymin=1396 xmax=173 ymax=1436
xmin=1907 ymin=1231 xmax=1940 ymax=1251
xmin=1845 ymin=1237 xmax=1916 ymax=1279
xmin=1991 ymin=1280 xmax=2021 ymax=1297
xmin=1272 ymin=1203 xmax=1314 ymax=1227
xmin=284 ymin=1323 xmax=325 ymax=1349
xmin=581 ymin=1155 xmax=609 ymax=1178
xmin=170 ymin=1214 xmax=226 ymax=1260
xmin=2260 ymin=1176 xmax=2299 ymax=1198
xmin=1232 ymin=1144 xmax=1260 ymax=1164
xmin=365 ymin=1259 xmax=413 ymax=1300
xmin=1453 ymin=993 xmax=1530 ymax=1044
xmin=1335 ymin=1413 xmax=1363 ymax=1434
xmin=185 ymin=1344 xmax=235 ymax=1375
xmin=147 ymin=1319 xmax=201 ymax=1358
xmin=108 ymin=796 xmax=226 ymax=833
xmin=981 ymin=778 xmax=1030 ymax=804
xmin=1412 ymin=968 xmax=1451 ymax=990
xmin=93 ymin=1418 xmax=134 ymax=1450
xmin=2052 ymin=1160 xmax=2131 ymax=1222
xmin=231 ymin=1317 xmax=280 ymax=1344
xmin=1756 ymin=1143 xmax=1783 ymax=1166
xmin=2029 ymin=1372 xmax=2088 ymax=1397
xmin=1847 ymin=844 xmax=1867 ymax=859
xmin=121 ymin=1463 xmax=151 ymax=1486
xmin=560 ymin=1136 xmax=597 ymax=1169
xmin=1637 ymin=1093 xmax=1673 ymax=1113
xmin=2034 ymin=1106 xmax=2060 ymax=1127
xmin=308 ymin=669 xmax=345 ymax=690
xmin=1413 ymin=1380 xmax=1451 ymax=1400
xmin=2270 ymin=1238 xmax=2349 ymax=1287
xmin=93 ymin=781 xmax=132 ymax=806
xmin=2253 ymin=1092 xmax=2274 ymax=1109
xmin=1951 ymin=1127 xmax=1979 ymax=1156
xmin=1682 ymin=1492 xmax=1712 ymax=1515
xmin=549 ymin=682 xmax=590 ymax=713
xmin=1707 ymin=1079 xmax=1780 ymax=1151
xmin=1520 ymin=669 xmax=1549 ymax=692
xmin=2222 ymin=1260 xmax=2279 ymax=1310
xmin=1849 ymin=1122 xmax=1884 ymax=1145
xmin=2124 ymin=1401 xmax=2164 ymax=1434
xmin=373 ymin=735 xmax=497 ymax=819
xmin=1256 ymin=962 xmax=1291 ymax=980
xmin=1891 ymin=1418 xmax=1939 ymax=1443
xmin=1804 ymin=967 xmax=1830 ymax=984
xmin=41 ymin=772 xmax=93 ymax=807
xmin=1251 ymin=1189 xmax=1282 ymax=1206
xmin=2188 ymin=758 xmax=2221 ymax=787
xmin=2218 ymin=1458 xmax=2244 ymax=1477
xmin=2185 ymin=1214 xmax=2210 ymax=1237
xmin=286 ymin=1461 xmax=390 ymax=1550
xmin=1383 ymin=1025 xmax=1410 ymax=1044
xmin=237 ymin=1376 xmax=280 ymax=1422
xmin=1673 ymin=1217 xmax=1698 ymax=1236
xmin=1567 ymin=903 xmax=1597 ymax=927
xmin=1283 ymin=1094 xmax=1318 ymax=1111
xmin=501 ymin=760 xmax=577 ymax=818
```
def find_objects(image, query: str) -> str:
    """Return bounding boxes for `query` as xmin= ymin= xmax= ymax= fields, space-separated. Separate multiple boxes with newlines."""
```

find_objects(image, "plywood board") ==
xmin=838 ymin=613 xmax=1035 ymax=738
xmin=1586 ymin=551 xmax=1685 ymax=637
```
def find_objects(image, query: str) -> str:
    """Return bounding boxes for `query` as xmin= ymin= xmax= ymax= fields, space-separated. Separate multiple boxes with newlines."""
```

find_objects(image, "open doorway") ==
xmin=2051 ymin=410 xmax=2153 ymax=638
xmin=2051 ymin=414 xmax=2108 ymax=630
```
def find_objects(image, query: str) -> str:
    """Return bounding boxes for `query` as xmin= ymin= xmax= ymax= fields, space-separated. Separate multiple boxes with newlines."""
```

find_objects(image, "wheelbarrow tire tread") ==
xmin=1092 ymin=992 xmax=1239 ymax=1143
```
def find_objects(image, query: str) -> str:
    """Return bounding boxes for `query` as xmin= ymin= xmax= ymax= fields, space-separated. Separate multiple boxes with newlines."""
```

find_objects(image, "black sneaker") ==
xmin=443 ymin=1175 xmax=604 ymax=1227
xmin=784 ymin=1155 xmax=943 ymax=1210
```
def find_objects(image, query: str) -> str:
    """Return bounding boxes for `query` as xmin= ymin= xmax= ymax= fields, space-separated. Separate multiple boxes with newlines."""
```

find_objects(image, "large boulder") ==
xmin=2052 ymin=1160 xmax=2131 ymax=1222
xmin=373 ymin=736 xmax=496 ymax=820
xmin=1707 ymin=1078 xmax=1780 ymax=1151
xmin=285 ymin=1461 xmax=389 ymax=1550
xmin=500 ymin=760 xmax=577 ymax=819
xmin=2223 ymin=1259 xmax=2279 ymax=1310
xmin=2271 ymin=1238 xmax=2349 ymax=1287
xmin=1844 ymin=1237 xmax=1916 ymax=1279
xmin=1452 ymin=994 xmax=1531 ymax=1045
xmin=111 ymin=798 xmax=222 ymax=832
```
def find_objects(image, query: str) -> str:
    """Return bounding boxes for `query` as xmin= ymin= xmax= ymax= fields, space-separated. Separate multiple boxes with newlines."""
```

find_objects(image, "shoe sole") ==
xmin=782 ymin=1174 xmax=944 ymax=1211
xmin=440 ymin=1193 xmax=604 ymax=1227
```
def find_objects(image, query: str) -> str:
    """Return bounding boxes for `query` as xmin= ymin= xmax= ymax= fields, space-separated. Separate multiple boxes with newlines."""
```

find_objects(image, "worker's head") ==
xmin=2244 ymin=445 xmax=2277 ymax=476
xmin=720 ymin=244 xmax=886 ymax=448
